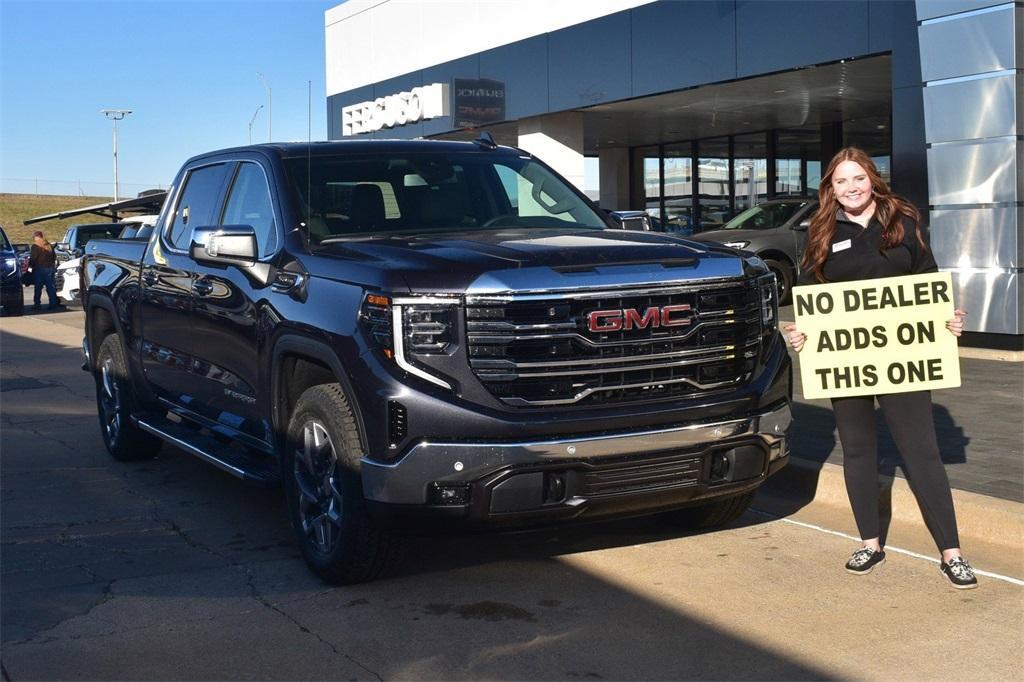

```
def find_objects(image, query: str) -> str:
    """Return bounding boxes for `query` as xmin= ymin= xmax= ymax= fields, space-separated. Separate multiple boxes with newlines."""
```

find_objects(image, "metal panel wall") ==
xmin=916 ymin=0 xmax=1011 ymax=21
xmin=918 ymin=4 xmax=1017 ymax=81
xmin=918 ymin=0 xmax=1024 ymax=335
xmin=930 ymin=206 xmax=1023 ymax=269
xmin=927 ymin=138 xmax=1021 ymax=205
xmin=923 ymin=73 xmax=1021 ymax=142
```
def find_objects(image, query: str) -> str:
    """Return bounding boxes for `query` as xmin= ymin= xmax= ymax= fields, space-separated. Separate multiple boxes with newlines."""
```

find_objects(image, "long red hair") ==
xmin=802 ymin=147 xmax=924 ymax=283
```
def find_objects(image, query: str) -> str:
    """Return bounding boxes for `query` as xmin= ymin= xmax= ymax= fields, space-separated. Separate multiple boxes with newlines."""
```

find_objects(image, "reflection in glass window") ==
xmin=168 ymin=163 xmax=228 ymax=250
xmin=663 ymin=142 xmax=692 ymax=234
xmin=697 ymin=137 xmax=730 ymax=231
xmin=775 ymin=128 xmax=821 ymax=195
xmin=734 ymin=132 xmax=767 ymax=215
xmin=223 ymin=163 xmax=277 ymax=257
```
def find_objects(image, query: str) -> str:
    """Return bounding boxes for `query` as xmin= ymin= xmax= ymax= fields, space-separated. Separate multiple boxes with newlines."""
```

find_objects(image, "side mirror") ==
xmin=792 ymin=219 xmax=810 ymax=232
xmin=189 ymin=225 xmax=258 ymax=266
xmin=55 ymin=242 xmax=71 ymax=251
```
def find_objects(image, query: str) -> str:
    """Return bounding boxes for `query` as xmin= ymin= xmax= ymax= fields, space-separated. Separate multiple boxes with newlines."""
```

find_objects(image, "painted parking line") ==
xmin=749 ymin=507 xmax=1024 ymax=587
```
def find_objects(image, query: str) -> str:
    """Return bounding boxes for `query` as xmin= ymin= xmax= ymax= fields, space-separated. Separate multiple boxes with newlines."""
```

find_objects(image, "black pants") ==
xmin=832 ymin=390 xmax=960 ymax=551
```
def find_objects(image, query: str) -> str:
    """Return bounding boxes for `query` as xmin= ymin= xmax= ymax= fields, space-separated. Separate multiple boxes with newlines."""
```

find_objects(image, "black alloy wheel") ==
xmin=93 ymin=334 xmax=162 ymax=461
xmin=293 ymin=419 xmax=344 ymax=555
xmin=284 ymin=383 xmax=401 ymax=584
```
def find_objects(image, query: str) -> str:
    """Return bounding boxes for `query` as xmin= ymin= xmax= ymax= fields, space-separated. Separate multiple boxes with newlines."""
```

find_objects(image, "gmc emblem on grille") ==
xmin=587 ymin=304 xmax=692 ymax=332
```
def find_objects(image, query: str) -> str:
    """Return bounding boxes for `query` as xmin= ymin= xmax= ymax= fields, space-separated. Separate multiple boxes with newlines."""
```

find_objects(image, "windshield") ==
xmin=0 ymin=228 xmax=11 ymax=251
xmin=285 ymin=152 xmax=606 ymax=243
xmin=721 ymin=201 xmax=809 ymax=230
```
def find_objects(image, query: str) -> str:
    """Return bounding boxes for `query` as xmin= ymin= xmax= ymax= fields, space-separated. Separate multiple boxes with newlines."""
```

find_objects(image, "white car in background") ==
xmin=56 ymin=215 xmax=157 ymax=303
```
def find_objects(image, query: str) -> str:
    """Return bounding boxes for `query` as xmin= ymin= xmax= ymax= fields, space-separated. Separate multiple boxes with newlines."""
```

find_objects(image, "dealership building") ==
xmin=325 ymin=0 xmax=1023 ymax=345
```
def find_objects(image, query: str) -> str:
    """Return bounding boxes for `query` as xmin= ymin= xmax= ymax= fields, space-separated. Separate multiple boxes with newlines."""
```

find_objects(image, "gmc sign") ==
xmin=587 ymin=305 xmax=692 ymax=332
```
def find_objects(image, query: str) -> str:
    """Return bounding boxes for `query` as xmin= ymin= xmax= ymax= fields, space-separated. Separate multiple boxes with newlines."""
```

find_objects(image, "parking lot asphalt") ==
xmin=2 ymin=305 xmax=1023 ymax=680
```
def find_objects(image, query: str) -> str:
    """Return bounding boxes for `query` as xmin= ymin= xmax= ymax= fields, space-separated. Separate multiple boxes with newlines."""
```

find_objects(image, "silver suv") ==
xmin=690 ymin=197 xmax=817 ymax=304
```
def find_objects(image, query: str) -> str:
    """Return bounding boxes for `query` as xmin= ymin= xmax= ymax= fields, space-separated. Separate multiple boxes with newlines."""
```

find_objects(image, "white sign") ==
xmin=342 ymin=83 xmax=449 ymax=136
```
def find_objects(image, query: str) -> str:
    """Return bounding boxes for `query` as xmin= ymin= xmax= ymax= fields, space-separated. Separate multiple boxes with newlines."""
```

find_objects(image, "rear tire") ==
xmin=94 ymin=334 xmax=163 ymax=461
xmin=661 ymin=490 xmax=756 ymax=529
xmin=2 ymin=295 xmax=24 ymax=316
xmin=284 ymin=383 xmax=401 ymax=584
xmin=763 ymin=259 xmax=793 ymax=306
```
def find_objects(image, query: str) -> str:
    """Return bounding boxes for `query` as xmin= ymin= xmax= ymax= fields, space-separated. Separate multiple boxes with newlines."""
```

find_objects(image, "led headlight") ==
xmin=757 ymin=272 xmax=779 ymax=330
xmin=359 ymin=294 xmax=458 ymax=389
xmin=723 ymin=240 xmax=750 ymax=250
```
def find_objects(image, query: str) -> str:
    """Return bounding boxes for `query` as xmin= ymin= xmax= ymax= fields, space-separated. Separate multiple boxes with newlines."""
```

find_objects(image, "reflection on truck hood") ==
xmin=315 ymin=227 xmax=744 ymax=292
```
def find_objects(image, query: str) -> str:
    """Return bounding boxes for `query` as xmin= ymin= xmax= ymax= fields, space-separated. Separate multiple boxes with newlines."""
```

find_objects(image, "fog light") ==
xmin=709 ymin=452 xmax=731 ymax=482
xmin=544 ymin=472 xmax=566 ymax=503
xmin=429 ymin=482 xmax=470 ymax=506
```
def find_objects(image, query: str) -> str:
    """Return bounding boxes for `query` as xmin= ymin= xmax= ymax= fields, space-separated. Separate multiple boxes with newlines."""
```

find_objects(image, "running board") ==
xmin=135 ymin=415 xmax=280 ymax=486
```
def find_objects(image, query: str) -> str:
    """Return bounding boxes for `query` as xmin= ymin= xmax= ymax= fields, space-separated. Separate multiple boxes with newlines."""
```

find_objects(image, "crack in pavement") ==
xmin=240 ymin=566 xmax=384 ymax=682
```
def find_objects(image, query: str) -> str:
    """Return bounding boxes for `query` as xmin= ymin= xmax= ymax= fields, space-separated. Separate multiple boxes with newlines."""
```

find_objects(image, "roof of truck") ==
xmin=190 ymin=138 xmax=524 ymax=162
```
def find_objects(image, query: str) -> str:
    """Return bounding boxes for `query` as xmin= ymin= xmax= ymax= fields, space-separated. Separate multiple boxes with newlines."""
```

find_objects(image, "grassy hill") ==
xmin=0 ymin=193 xmax=117 ymax=244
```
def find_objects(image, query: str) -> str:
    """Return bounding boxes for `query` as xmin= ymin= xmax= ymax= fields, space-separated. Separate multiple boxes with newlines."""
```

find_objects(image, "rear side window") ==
xmin=222 ymin=162 xmax=278 ymax=257
xmin=168 ymin=163 xmax=228 ymax=250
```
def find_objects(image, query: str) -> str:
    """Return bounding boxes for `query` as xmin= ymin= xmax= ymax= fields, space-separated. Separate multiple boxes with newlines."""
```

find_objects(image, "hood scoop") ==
xmin=552 ymin=257 xmax=698 ymax=274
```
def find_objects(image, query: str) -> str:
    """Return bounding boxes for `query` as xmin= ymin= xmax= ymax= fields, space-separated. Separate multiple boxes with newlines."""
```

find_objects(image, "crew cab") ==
xmin=81 ymin=138 xmax=792 ymax=583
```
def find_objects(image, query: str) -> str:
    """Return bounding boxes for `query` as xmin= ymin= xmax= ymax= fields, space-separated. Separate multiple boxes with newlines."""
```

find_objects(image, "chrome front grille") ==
xmin=466 ymin=281 xmax=762 ymax=407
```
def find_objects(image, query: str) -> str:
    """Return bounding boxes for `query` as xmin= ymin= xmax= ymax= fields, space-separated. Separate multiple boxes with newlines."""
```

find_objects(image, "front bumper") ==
xmin=361 ymin=400 xmax=791 ymax=528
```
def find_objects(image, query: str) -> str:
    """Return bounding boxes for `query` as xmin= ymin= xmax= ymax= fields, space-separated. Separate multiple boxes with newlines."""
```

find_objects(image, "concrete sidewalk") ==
xmin=765 ymin=312 xmax=1023 ymax=565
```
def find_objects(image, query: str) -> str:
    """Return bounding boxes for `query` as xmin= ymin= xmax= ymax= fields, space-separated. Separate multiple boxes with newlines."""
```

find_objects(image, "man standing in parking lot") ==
xmin=29 ymin=230 xmax=59 ymax=310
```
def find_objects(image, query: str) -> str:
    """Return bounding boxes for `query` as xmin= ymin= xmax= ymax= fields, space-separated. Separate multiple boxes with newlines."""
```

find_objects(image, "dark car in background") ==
xmin=689 ymin=197 xmax=817 ymax=304
xmin=1 ymin=225 xmax=25 ymax=316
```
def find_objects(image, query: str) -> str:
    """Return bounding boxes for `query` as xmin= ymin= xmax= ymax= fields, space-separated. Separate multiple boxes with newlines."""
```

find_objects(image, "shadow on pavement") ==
xmin=1 ymin=322 xmax=837 ymax=680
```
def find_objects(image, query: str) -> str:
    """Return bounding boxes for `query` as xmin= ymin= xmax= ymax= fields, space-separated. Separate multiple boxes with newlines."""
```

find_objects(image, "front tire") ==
xmin=661 ymin=490 xmax=756 ymax=529
xmin=284 ymin=383 xmax=401 ymax=584
xmin=94 ymin=334 xmax=162 ymax=461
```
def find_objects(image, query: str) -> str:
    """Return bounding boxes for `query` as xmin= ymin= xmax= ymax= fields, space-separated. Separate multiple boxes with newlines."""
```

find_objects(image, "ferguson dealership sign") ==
xmin=342 ymin=83 xmax=449 ymax=135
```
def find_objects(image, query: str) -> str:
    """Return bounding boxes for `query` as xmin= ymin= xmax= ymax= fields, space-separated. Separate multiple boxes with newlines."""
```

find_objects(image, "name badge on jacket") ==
xmin=832 ymin=239 xmax=852 ymax=253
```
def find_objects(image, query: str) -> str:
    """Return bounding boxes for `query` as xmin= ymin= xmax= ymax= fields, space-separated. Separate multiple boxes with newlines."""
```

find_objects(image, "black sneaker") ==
xmin=940 ymin=557 xmax=978 ymax=589
xmin=845 ymin=547 xmax=886 ymax=574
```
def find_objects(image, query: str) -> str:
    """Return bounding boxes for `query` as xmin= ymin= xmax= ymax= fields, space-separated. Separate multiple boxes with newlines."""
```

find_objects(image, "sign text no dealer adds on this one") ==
xmin=793 ymin=272 xmax=961 ymax=400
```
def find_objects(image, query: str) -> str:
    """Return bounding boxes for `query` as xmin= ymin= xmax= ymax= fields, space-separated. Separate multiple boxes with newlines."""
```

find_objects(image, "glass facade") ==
xmin=630 ymin=122 xmax=886 ymax=233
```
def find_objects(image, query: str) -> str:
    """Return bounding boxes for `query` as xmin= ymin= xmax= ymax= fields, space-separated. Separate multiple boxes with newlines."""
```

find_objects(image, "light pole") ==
xmin=101 ymin=109 xmax=132 ymax=201
xmin=248 ymin=104 xmax=263 ymax=144
xmin=257 ymin=72 xmax=272 ymax=142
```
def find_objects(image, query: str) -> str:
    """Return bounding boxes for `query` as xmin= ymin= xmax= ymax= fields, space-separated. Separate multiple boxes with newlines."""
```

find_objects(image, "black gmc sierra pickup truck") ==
xmin=82 ymin=137 xmax=792 ymax=583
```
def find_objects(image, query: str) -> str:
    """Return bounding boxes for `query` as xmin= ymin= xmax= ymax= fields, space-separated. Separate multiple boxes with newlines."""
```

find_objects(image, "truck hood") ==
xmin=315 ymin=227 xmax=751 ymax=293
xmin=689 ymin=228 xmax=764 ymax=245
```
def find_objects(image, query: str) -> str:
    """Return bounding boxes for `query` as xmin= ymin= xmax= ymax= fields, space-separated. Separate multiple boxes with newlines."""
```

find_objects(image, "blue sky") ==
xmin=1 ymin=0 xmax=336 ymax=197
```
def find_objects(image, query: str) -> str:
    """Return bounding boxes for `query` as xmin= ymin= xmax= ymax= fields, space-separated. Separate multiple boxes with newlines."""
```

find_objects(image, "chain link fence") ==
xmin=1 ymin=177 xmax=167 ymax=198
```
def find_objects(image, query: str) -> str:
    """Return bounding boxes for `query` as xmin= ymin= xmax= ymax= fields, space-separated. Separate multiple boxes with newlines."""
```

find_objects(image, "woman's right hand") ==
xmin=783 ymin=324 xmax=806 ymax=353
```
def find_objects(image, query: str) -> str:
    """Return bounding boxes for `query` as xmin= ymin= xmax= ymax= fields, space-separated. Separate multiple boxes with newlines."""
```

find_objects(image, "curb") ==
xmin=760 ymin=456 xmax=1024 ymax=551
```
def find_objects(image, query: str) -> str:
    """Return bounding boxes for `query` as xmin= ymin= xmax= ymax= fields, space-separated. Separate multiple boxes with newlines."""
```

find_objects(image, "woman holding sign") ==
xmin=783 ymin=147 xmax=976 ymax=589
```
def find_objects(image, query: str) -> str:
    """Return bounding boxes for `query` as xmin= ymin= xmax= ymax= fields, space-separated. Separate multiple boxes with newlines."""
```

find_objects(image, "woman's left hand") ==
xmin=946 ymin=308 xmax=967 ymax=337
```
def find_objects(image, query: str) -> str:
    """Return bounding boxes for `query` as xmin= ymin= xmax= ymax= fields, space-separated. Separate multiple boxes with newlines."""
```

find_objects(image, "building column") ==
xmin=598 ymin=147 xmax=630 ymax=210
xmin=916 ymin=0 xmax=1023 ymax=341
xmin=518 ymin=112 xmax=585 ymax=192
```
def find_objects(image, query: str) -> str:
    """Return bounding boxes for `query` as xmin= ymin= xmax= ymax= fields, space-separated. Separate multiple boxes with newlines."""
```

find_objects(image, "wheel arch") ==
xmin=86 ymin=296 xmax=122 ymax=372
xmin=271 ymin=334 xmax=369 ymax=458
xmin=755 ymin=249 xmax=794 ymax=267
